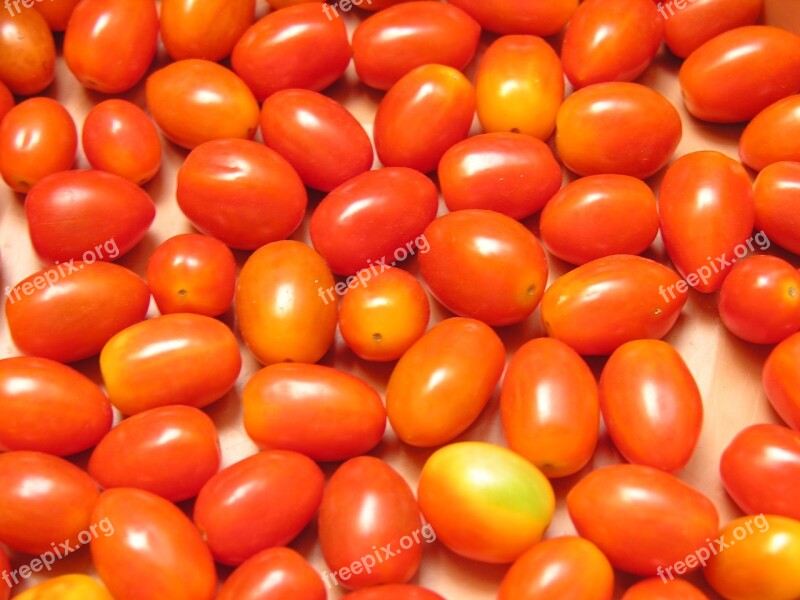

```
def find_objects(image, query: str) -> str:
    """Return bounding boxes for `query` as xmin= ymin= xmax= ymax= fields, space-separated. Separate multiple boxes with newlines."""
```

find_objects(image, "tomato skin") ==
xmin=754 ymin=161 xmax=800 ymax=254
xmin=567 ymin=464 xmax=719 ymax=576
xmin=64 ymin=0 xmax=158 ymax=94
xmin=260 ymin=89 xmax=373 ymax=192
xmin=92 ymin=488 xmax=217 ymax=600
xmin=33 ymin=0 xmax=82 ymax=30
xmin=374 ymin=64 xmax=475 ymax=173
xmin=764 ymin=332 xmax=800 ymax=431
xmin=5 ymin=261 xmax=150 ymax=363
xmin=501 ymin=338 xmax=599 ymax=479
xmin=161 ymin=0 xmax=255 ymax=61
xmin=344 ymin=585 xmax=445 ymax=600
xmin=386 ymin=317 xmax=505 ymax=447
xmin=445 ymin=0 xmax=577 ymax=36
xmin=0 ymin=8 xmax=54 ymax=95
xmin=0 ymin=548 xmax=8 ymax=600
xmin=194 ymin=450 xmax=324 ymax=566
xmin=740 ymin=95 xmax=800 ymax=171
xmin=0 ymin=80 xmax=12 ymax=123
xmin=88 ymin=406 xmax=221 ymax=503
xmin=621 ymin=577 xmax=709 ymax=600
xmin=15 ymin=574 xmax=114 ymax=600
xmin=218 ymin=547 xmax=326 ymax=600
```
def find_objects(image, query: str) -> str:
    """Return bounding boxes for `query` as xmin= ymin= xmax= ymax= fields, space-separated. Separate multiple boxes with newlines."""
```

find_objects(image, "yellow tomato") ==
xmin=16 ymin=575 xmax=113 ymax=600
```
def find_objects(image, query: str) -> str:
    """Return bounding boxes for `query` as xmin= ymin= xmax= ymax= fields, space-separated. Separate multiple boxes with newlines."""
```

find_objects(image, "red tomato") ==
xmin=232 ymin=3 xmax=351 ymax=101
xmin=243 ymin=363 xmax=386 ymax=462
xmin=754 ymin=161 xmax=800 ymax=254
xmin=567 ymin=464 xmax=719 ymax=576
xmin=386 ymin=317 xmax=505 ymax=447
xmin=680 ymin=25 xmax=800 ymax=122
xmin=556 ymin=82 xmax=681 ymax=178
xmin=26 ymin=170 xmax=155 ymax=263
xmin=0 ymin=80 xmax=13 ymax=123
xmin=160 ymin=0 xmax=255 ymax=61
xmin=0 ymin=357 xmax=112 ymax=456
xmin=64 ymin=0 xmax=158 ymax=93
xmin=218 ymin=547 xmax=326 ymax=600
xmin=599 ymin=340 xmax=703 ymax=472
xmin=146 ymin=233 xmax=236 ymax=317
xmin=194 ymin=450 xmax=324 ymax=565
xmin=344 ymin=585 xmax=445 ymax=600
xmin=419 ymin=209 xmax=549 ymax=326
xmin=88 ymin=406 xmax=221 ymax=502
xmin=0 ymin=546 xmax=8 ymax=600
xmin=540 ymin=174 xmax=658 ymax=265
xmin=622 ymin=577 xmax=709 ymax=599
xmin=0 ymin=97 xmax=76 ymax=193
xmin=309 ymin=167 xmax=438 ymax=275
xmin=445 ymin=0 xmax=578 ymax=36
xmin=92 ymin=488 xmax=217 ymax=600
xmin=740 ymin=95 xmax=800 ymax=171
xmin=501 ymin=338 xmax=600 ymax=478
xmin=260 ymin=89 xmax=373 ymax=191
xmin=662 ymin=0 xmax=762 ymax=58
xmin=0 ymin=451 xmax=99 ymax=555
xmin=352 ymin=1 xmax=480 ymax=90
xmin=319 ymin=457 xmax=423 ymax=589
xmin=5 ymin=261 xmax=150 ymax=363
xmin=763 ymin=331 xmax=800 ymax=430
xmin=375 ymin=64 xmax=474 ymax=173
xmin=33 ymin=0 xmax=82 ymax=30
xmin=0 ymin=8 xmax=54 ymax=95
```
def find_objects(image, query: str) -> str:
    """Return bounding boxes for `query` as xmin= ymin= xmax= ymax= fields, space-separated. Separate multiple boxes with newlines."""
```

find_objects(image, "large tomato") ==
xmin=740 ymin=95 xmax=800 ymax=171
xmin=763 ymin=331 xmax=800 ymax=431
xmin=217 ymin=547 xmax=326 ymax=600
xmin=0 ymin=8 xmax=54 ymax=95
xmin=621 ymin=577 xmax=709 ymax=599
xmin=754 ymin=160 xmax=800 ymax=254
xmin=14 ymin=575 xmax=113 ymax=600
xmin=662 ymin=0 xmax=762 ymax=58
xmin=160 ymin=0 xmax=255 ymax=61
xmin=445 ymin=0 xmax=578 ymax=36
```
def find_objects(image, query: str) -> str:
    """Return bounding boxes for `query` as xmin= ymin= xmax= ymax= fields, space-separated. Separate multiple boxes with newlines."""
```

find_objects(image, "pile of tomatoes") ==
xmin=1 ymin=0 xmax=800 ymax=598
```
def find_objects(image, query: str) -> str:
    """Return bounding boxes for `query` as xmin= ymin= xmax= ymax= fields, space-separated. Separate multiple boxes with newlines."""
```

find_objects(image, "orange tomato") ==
xmin=754 ymin=160 xmax=800 ymax=255
xmin=33 ymin=0 xmax=82 ymax=30
xmin=662 ymin=0 xmax=762 ymax=58
xmin=740 ymin=95 xmax=800 ymax=171
xmin=0 ymin=8 xmax=55 ymax=95
xmin=445 ymin=0 xmax=578 ymax=36
xmin=218 ymin=547 xmax=326 ymax=600
xmin=763 ymin=331 xmax=800 ymax=431
xmin=621 ymin=577 xmax=709 ymax=599
xmin=161 ymin=0 xmax=255 ymax=61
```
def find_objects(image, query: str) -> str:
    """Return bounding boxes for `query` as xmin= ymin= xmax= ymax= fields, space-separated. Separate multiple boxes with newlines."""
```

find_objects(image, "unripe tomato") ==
xmin=0 ymin=8 xmax=55 ymax=95
xmin=740 ymin=95 xmax=800 ymax=171
xmin=15 ymin=574 xmax=113 ymax=600
xmin=621 ymin=577 xmax=709 ymax=600
xmin=662 ymin=0 xmax=762 ymax=58
xmin=160 ymin=0 xmax=255 ymax=61
xmin=763 ymin=331 xmax=800 ymax=431
xmin=754 ymin=161 xmax=800 ymax=254
xmin=33 ymin=0 xmax=82 ymax=31
xmin=217 ymin=547 xmax=326 ymax=600
xmin=445 ymin=0 xmax=578 ymax=36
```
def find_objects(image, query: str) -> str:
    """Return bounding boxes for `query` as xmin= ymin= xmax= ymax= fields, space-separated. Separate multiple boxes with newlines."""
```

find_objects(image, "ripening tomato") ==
xmin=33 ymin=0 xmax=82 ymax=30
xmin=662 ymin=0 xmax=762 ymax=58
xmin=567 ymin=464 xmax=719 ymax=575
xmin=0 ymin=8 xmax=54 ymax=95
xmin=0 ymin=97 xmax=76 ymax=193
xmin=15 ymin=574 xmax=114 ymax=600
xmin=0 ymin=81 xmax=13 ymax=123
xmin=88 ymin=406 xmax=221 ymax=502
xmin=5 ymin=261 xmax=150 ymax=363
xmin=161 ymin=0 xmax=255 ymax=61
xmin=446 ymin=0 xmax=577 ymax=36
xmin=740 ymin=95 xmax=800 ymax=171
xmin=0 ymin=451 xmax=99 ymax=555
xmin=763 ymin=331 xmax=800 ymax=430
xmin=92 ymin=488 xmax=217 ymax=600
xmin=194 ymin=450 xmax=324 ymax=565
xmin=218 ymin=547 xmax=326 ymax=600
xmin=680 ymin=25 xmax=800 ymax=122
xmin=344 ymin=586 xmax=445 ymax=600
xmin=236 ymin=240 xmax=338 ymax=365
xmin=621 ymin=577 xmax=709 ymax=600
xmin=754 ymin=161 xmax=800 ymax=254
xmin=386 ymin=318 xmax=505 ymax=447
xmin=501 ymin=338 xmax=600 ymax=478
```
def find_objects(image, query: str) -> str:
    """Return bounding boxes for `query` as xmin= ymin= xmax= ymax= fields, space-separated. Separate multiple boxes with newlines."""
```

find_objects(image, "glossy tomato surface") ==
xmin=740 ymin=95 xmax=800 ymax=171
xmin=217 ymin=547 xmax=326 ymax=600
xmin=621 ymin=577 xmax=709 ymax=600
xmin=160 ymin=0 xmax=255 ymax=61
xmin=445 ymin=0 xmax=578 ymax=35
xmin=33 ymin=0 xmax=82 ymax=30
xmin=14 ymin=574 xmax=113 ymax=600
xmin=754 ymin=160 xmax=800 ymax=254
xmin=662 ymin=0 xmax=762 ymax=58
xmin=0 ymin=8 xmax=55 ymax=95
xmin=764 ymin=331 xmax=800 ymax=431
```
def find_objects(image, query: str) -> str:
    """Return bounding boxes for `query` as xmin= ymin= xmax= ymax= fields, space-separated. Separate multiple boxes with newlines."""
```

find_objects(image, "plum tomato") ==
xmin=740 ymin=95 xmax=800 ymax=171
xmin=344 ymin=585 xmax=445 ymax=600
xmin=754 ymin=160 xmax=800 ymax=254
xmin=662 ymin=0 xmax=762 ymax=58
xmin=0 ymin=8 xmax=55 ymax=95
xmin=15 ymin=574 xmax=113 ymax=600
xmin=217 ymin=547 xmax=326 ymax=600
xmin=445 ymin=0 xmax=578 ymax=36
xmin=160 ymin=0 xmax=255 ymax=61
xmin=33 ymin=0 xmax=82 ymax=30
xmin=0 ymin=81 xmax=12 ymax=123
xmin=621 ymin=577 xmax=709 ymax=600
xmin=763 ymin=331 xmax=800 ymax=431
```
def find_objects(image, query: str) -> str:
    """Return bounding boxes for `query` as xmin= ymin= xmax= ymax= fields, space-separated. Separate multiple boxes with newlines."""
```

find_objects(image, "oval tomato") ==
xmin=754 ymin=161 xmax=800 ymax=254
xmin=445 ymin=0 xmax=577 ymax=36
xmin=764 ymin=331 xmax=800 ymax=431
xmin=218 ymin=547 xmax=326 ymax=600
xmin=344 ymin=585 xmax=445 ymax=600
xmin=15 ymin=574 xmax=113 ymax=600
xmin=662 ymin=0 xmax=762 ymax=58
xmin=740 ymin=95 xmax=800 ymax=171
xmin=160 ymin=0 xmax=255 ymax=61
xmin=33 ymin=0 xmax=82 ymax=30
xmin=621 ymin=577 xmax=709 ymax=599
xmin=0 ymin=8 xmax=55 ymax=95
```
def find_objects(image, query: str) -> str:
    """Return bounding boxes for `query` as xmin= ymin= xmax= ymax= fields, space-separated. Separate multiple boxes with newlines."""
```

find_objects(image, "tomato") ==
xmin=680 ymin=25 xmax=800 ymax=123
xmin=146 ymin=233 xmax=236 ymax=317
xmin=352 ymin=1 xmax=480 ymax=90
xmin=0 ymin=80 xmax=13 ymax=123
xmin=161 ymin=0 xmax=255 ymax=61
xmin=88 ymin=406 xmax=221 ymax=502
xmin=621 ymin=577 xmax=709 ymax=600
xmin=419 ymin=210 xmax=548 ymax=326
xmin=0 ymin=97 xmax=76 ymax=193
xmin=501 ymin=338 xmax=599 ymax=478
xmin=14 ymin=574 xmax=113 ymax=600
xmin=231 ymin=3 xmax=351 ymax=102
xmin=92 ymin=488 xmax=217 ymax=600
xmin=540 ymin=174 xmax=658 ymax=265
xmin=445 ymin=0 xmax=577 ymax=36
xmin=236 ymin=240 xmax=337 ymax=365
xmin=309 ymin=167 xmax=438 ymax=275
xmin=5 ymin=261 xmax=150 ymax=363
xmin=0 ymin=546 xmax=8 ymax=600
xmin=26 ymin=170 xmax=155 ymax=263
xmin=540 ymin=255 xmax=688 ymax=355
xmin=319 ymin=457 xmax=423 ymax=589
xmin=740 ymin=95 xmax=800 ymax=171
xmin=386 ymin=318 xmax=505 ymax=447
xmin=100 ymin=313 xmax=241 ymax=415
xmin=599 ymin=340 xmax=703 ymax=472
xmin=64 ymin=0 xmax=158 ymax=93
xmin=754 ymin=161 xmax=800 ymax=254
xmin=357 ymin=0 xmax=414 ymax=9
xmin=194 ymin=450 xmax=324 ymax=565
xmin=218 ymin=547 xmax=326 ymax=600
xmin=0 ymin=451 xmax=99 ymax=555
xmin=82 ymin=100 xmax=162 ymax=185
xmin=338 ymin=266 xmax=430 ymax=361
xmin=764 ymin=331 xmax=800 ymax=431
xmin=498 ymin=537 xmax=614 ymax=600
xmin=177 ymin=139 xmax=307 ymax=249
xmin=0 ymin=8 xmax=54 ymax=95
xmin=662 ymin=0 xmax=762 ymax=58
xmin=556 ymin=82 xmax=681 ymax=178
xmin=33 ymin=0 xmax=82 ymax=30
xmin=703 ymin=515 xmax=800 ymax=600
xmin=344 ymin=585 xmax=445 ymax=600
xmin=260 ymin=89 xmax=373 ymax=191
xmin=146 ymin=59 xmax=260 ymax=149
xmin=567 ymin=464 xmax=719 ymax=576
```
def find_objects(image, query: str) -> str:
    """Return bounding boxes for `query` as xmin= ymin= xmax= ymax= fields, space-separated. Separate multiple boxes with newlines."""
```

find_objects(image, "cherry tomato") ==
xmin=64 ymin=0 xmax=158 ymax=93
xmin=0 ymin=8 xmax=54 ymax=95
xmin=15 ymin=574 xmax=113 ymax=600
xmin=235 ymin=240 xmax=338 ymax=365
xmin=309 ymin=167 xmax=438 ymax=275
xmin=146 ymin=233 xmax=236 ymax=317
xmin=194 ymin=450 xmax=324 ymax=565
xmin=764 ymin=331 xmax=800 ymax=431
xmin=445 ymin=0 xmax=578 ymax=36
xmin=419 ymin=209 xmax=548 ymax=326
xmin=680 ymin=25 xmax=800 ymax=122
xmin=218 ymin=547 xmax=326 ymax=600
xmin=88 ymin=405 xmax=221 ymax=502
xmin=0 ymin=81 xmax=13 ymax=123
xmin=33 ymin=0 xmax=82 ymax=30
xmin=352 ymin=1 xmax=480 ymax=90
xmin=5 ymin=261 xmax=150 ymax=363
xmin=260 ymin=89 xmax=373 ymax=191
xmin=177 ymin=139 xmax=307 ymax=249
xmin=0 ymin=97 xmax=76 ymax=193
xmin=621 ymin=577 xmax=709 ymax=600
xmin=146 ymin=59 xmax=260 ymax=149
xmin=662 ymin=0 xmax=762 ymax=58
xmin=92 ymin=488 xmax=217 ymax=600
xmin=501 ymin=338 xmax=599 ymax=478
xmin=344 ymin=585 xmax=445 ymax=600
xmin=567 ymin=464 xmax=719 ymax=576
xmin=754 ymin=161 xmax=800 ymax=254
xmin=540 ymin=174 xmax=658 ymax=265
xmin=740 ymin=95 xmax=800 ymax=171
xmin=386 ymin=317 xmax=505 ymax=447
xmin=232 ymin=3 xmax=351 ymax=102
xmin=160 ymin=0 xmax=255 ymax=61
